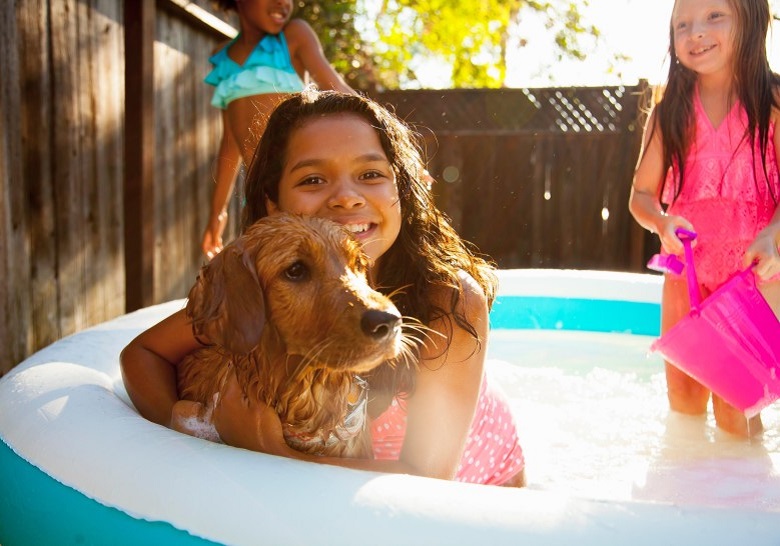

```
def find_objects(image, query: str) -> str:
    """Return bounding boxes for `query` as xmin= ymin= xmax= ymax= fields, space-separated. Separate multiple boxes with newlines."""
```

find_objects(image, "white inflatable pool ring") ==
xmin=1 ymin=270 xmax=779 ymax=545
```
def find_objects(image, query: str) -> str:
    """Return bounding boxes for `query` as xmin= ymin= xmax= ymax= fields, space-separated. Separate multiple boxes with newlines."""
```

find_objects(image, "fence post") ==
xmin=124 ymin=0 xmax=155 ymax=311
xmin=628 ymin=79 xmax=653 ymax=271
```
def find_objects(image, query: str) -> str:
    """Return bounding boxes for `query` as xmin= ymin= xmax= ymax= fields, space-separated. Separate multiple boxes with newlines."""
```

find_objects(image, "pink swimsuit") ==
xmin=370 ymin=373 xmax=525 ymax=485
xmin=662 ymin=90 xmax=780 ymax=291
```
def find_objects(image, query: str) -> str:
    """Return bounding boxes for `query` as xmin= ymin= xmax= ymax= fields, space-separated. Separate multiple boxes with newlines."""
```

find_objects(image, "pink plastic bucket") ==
xmin=649 ymin=230 xmax=780 ymax=417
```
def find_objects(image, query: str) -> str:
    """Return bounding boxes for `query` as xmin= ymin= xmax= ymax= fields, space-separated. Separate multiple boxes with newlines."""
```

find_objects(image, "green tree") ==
xmin=299 ymin=0 xmax=601 ymax=90
xmin=373 ymin=0 xmax=601 ymax=88
xmin=294 ymin=1 xmax=380 ymax=90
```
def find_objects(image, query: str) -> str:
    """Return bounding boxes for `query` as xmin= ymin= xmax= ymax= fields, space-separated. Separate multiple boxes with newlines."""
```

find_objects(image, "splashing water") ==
xmin=487 ymin=329 xmax=780 ymax=512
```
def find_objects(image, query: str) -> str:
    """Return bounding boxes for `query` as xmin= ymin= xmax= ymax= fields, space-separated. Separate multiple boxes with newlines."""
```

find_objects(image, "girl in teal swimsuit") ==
xmin=202 ymin=0 xmax=354 ymax=259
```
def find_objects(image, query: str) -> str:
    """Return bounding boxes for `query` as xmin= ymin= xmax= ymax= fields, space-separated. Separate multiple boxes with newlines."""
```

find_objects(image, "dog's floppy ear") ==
xmin=186 ymin=243 xmax=266 ymax=354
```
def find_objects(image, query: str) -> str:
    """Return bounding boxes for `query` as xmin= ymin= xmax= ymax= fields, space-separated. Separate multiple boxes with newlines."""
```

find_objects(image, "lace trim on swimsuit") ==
xmin=662 ymin=92 xmax=780 ymax=206
xmin=658 ymin=91 xmax=780 ymax=288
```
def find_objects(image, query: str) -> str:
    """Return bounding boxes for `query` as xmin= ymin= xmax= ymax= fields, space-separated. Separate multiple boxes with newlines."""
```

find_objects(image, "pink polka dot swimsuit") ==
xmin=662 ymin=89 xmax=780 ymax=291
xmin=370 ymin=372 xmax=525 ymax=485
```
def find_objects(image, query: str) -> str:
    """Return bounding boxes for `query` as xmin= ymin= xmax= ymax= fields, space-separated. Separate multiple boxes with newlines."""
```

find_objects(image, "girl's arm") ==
xmin=213 ymin=374 xmax=420 ymax=474
xmin=285 ymin=19 xmax=355 ymax=94
xmin=397 ymin=270 xmax=487 ymax=479
xmin=212 ymin=271 xmax=488 ymax=479
xmin=202 ymin=111 xmax=242 ymax=259
xmin=744 ymin=105 xmax=780 ymax=279
xmin=120 ymin=309 xmax=202 ymax=427
xmin=629 ymin=109 xmax=693 ymax=255
xmin=746 ymin=205 xmax=780 ymax=280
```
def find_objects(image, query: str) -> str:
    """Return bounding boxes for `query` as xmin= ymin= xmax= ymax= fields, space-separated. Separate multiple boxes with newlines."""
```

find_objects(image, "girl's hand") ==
xmin=656 ymin=215 xmax=696 ymax=256
xmin=171 ymin=398 xmax=221 ymax=443
xmin=745 ymin=227 xmax=780 ymax=280
xmin=201 ymin=212 xmax=228 ymax=260
xmin=212 ymin=368 xmax=292 ymax=457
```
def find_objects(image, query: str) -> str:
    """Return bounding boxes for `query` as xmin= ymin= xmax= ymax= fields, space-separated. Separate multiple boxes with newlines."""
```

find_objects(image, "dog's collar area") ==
xmin=282 ymin=376 xmax=369 ymax=455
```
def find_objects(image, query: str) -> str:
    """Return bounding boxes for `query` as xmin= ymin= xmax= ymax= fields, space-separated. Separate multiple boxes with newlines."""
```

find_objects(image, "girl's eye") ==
xmin=708 ymin=12 xmax=723 ymax=21
xmin=284 ymin=261 xmax=309 ymax=281
xmin=299 ymin=176 xmax=324 ymax=186
xmin=360 ymin=170 xmax=387 ymax=182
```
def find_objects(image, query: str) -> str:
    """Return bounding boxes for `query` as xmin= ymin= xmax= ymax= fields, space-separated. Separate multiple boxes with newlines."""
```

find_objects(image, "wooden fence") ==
xmin=373 ymin=87 xmax=651 ymax=270
xmin=0 ymin=0 xmax=653 ymax=375
xmin=0 ymin=0 xmax=232 ymax=375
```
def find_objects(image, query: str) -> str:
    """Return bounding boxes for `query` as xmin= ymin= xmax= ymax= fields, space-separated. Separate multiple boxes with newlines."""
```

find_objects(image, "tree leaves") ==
xmin=298 ymin=0 xmax=599 ymax=90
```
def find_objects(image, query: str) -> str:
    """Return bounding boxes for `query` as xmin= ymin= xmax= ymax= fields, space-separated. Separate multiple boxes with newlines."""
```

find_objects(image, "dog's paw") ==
xmin=171 ymin=399 xmax=222 ymax=443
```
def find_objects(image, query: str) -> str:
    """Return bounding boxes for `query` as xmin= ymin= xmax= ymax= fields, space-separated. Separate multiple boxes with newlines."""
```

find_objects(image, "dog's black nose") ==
xmin=361 ymin=310 xmax=401 ymax=339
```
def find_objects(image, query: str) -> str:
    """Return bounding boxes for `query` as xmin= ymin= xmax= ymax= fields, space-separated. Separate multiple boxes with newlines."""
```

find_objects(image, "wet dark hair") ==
xmin=649 ymin=0 xmax=779 ymax=203
xmin=213 ymin=0 xmax=238 ymax=12
xmin=214 ymin=0 xmax=296 ymax=13
xmin=242 ymin=88 xmax=498 ymax=396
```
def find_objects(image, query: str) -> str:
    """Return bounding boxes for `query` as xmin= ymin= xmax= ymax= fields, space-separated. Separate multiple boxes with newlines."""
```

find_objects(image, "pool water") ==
xmin=487 ymin=329 xmax=780 ymax=512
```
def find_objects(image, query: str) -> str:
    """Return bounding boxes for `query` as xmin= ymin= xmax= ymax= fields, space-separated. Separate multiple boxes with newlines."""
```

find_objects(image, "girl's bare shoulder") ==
xmin=283 ymin=18 xmax=316 ymax=45
xmin=426 ymin=270 xmax=487 ymax=315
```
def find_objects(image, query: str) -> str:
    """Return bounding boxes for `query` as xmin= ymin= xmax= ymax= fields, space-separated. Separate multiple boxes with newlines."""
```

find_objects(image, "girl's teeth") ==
xmin=345 ymin=224 xmax=370 ymax=234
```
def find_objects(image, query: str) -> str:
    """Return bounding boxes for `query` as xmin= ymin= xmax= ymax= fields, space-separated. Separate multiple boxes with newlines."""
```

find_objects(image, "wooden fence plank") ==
xmin=153 ymin=15 xmax=175 ymax=303
xmin=0 ymin=0 xmax=30 ymax=375
xmin=94 ymin=0 xmax=125 ymax=321
xmin=51 ymin=0 xmax=86 ymax=335
xmin=171 ymin=13 xmax=196 ymax=299
xmin=124 ymin=0 xmax=155 ymax=311
xmin=22 ymin=0 xmax=58 ymax=350
xmin=80 ymin=0 xmax=103 ymax=326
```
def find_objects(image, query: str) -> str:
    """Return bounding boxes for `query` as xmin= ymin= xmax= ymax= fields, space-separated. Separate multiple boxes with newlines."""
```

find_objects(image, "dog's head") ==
xmin=186 ymin=214 xmax=403 ymax=374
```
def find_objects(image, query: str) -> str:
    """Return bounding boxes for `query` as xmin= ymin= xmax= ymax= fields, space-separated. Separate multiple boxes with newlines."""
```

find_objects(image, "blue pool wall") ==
xmin=490 ymin=269 xmax=662 ymax=336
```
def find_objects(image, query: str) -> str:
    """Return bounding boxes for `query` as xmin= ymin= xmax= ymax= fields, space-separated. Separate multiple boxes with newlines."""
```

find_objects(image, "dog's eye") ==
xmin=284 ymin=261 xmax=308 ymax=281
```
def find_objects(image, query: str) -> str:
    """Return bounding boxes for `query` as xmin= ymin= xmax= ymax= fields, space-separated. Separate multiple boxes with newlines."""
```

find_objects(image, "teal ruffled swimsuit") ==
xmin=204 ymin=32 xmax=305 ymax=110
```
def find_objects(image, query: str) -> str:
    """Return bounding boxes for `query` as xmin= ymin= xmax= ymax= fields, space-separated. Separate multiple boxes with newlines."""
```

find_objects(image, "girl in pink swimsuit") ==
xmin=121 ymin=90 xmax=526 ymax=487
xmin=372 ymin=372 xmax=524 ymax=485
xmin=629 ymin=0 xmax=780 ymax=437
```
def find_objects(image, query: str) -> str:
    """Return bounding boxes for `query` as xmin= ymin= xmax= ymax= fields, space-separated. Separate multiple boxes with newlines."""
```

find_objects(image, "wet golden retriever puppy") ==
xmin=175 ymin=214 xmax=412 ymax=457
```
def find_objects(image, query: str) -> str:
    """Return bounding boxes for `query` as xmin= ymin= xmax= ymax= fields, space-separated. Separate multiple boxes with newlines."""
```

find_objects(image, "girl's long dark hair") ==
xmin=650 ymin=0 xmax=779 ymax=202
xmin=243 ymin=88 xmax=498 ymax=397
xmin=213 ymin=0 xmax=238 ymax=11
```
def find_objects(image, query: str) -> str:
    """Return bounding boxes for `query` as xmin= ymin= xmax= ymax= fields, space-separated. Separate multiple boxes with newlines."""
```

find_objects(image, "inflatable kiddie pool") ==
xmin=1 ymin=269 xmax=779 ymax=545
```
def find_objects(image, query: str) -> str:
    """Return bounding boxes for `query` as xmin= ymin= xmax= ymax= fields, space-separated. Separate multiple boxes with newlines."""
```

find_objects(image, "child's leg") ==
xmin=661 ymin=275 xmax=710 ymax=414
xmin=712 ymin=395 xmax=763 ymax=437
xmin=758 ymin=279 xmax=780 ymax=321
xmin=711 ymin=279 xmax=779 ymax=437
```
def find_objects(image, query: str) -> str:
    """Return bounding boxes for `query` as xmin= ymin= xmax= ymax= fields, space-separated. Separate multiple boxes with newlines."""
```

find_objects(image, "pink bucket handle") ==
xmin=647 ymin=253 xmax=684 ymax=275
xmin=676 ymin=228 xmax=702 ymax=309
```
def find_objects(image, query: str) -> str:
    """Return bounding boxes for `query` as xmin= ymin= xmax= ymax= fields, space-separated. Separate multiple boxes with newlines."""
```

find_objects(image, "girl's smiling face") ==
xmin=238 ymin=0 xmax=293 ymax=35
xmin=267 ymin=113 xmax=403 ymax=265
xmin=671 ymin=0 xmax=735 ymax=78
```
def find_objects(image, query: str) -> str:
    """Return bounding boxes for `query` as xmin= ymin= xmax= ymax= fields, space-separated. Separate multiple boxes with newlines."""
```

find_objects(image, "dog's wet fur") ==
xmin=177 ymin=214 xmax=415 ymax=457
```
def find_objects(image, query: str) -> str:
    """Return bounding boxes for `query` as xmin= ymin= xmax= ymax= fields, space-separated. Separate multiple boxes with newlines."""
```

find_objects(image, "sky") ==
xmin=505 ymin=0 xmax=676 ymax=87
xmin=404 ymin=0 xmax=780 ymax=89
